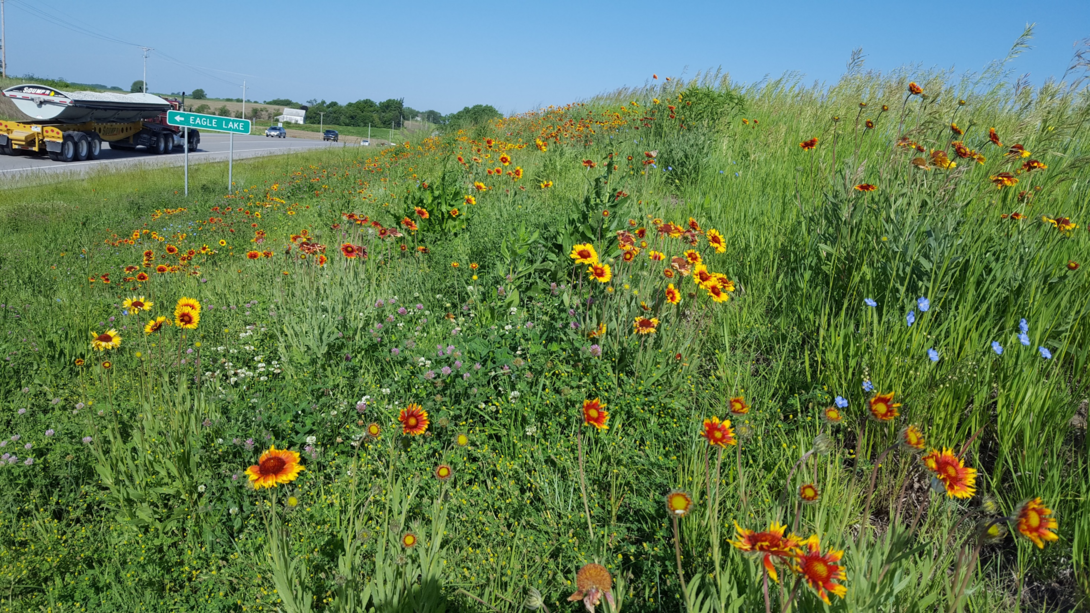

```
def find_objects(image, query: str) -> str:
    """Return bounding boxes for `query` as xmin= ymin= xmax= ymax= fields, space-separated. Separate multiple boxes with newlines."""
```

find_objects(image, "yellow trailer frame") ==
xmin=0 ymin=119 xmax=144 ymax=152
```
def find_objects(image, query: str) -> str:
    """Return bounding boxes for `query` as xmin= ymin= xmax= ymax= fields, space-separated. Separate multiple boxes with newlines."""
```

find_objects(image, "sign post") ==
xmin=166 ymin=111 xmax=251 ymax=194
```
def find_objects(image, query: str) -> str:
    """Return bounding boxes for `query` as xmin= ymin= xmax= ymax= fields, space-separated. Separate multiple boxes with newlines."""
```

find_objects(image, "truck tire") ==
xmin=72 ymin=133 xmax=90 ymax=161
xmin=0 ymin=139 xmax=12 ymax=155
xmin=60 ymin=134 xmax=77 ymax=162
xmin=87 ymin=135 xmax=102 ymax=160
xmin=164 ymin=134 xmax=176 ymax=154
xmin=188 ymin=132 xmax=200 ymax=151
xmin=152 ymin=134 xmax=166 ymax=155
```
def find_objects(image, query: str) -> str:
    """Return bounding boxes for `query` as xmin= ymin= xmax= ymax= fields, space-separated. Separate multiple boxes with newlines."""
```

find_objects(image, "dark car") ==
xmin=322 ymin=130 xmax=339 ymax=142
xmin=265 ymin=126 xmax=287 ymax=138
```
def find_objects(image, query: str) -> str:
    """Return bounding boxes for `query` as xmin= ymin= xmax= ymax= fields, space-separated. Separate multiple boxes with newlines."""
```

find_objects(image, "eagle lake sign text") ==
xmin=167 ymin=111 xmax=251 ymax=135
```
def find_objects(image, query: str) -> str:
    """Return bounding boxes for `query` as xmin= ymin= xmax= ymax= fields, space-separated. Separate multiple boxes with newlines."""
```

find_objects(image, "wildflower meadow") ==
xmin=1 ymin=38 xmax=1088 ymax=612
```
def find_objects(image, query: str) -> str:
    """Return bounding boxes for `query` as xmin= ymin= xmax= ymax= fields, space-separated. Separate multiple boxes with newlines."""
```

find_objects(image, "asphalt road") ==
xmin=0 ymin=133 xmax=341 ymax=183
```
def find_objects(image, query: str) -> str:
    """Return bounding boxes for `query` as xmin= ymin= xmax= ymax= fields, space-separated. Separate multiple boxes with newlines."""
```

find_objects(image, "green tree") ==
xmin=130 ymin=80 xmax=145 ymax=93
xmin=191 ymin=88 xmax=206 ymax=100
xmin=442 ymin=104 xmax=502 ymax=129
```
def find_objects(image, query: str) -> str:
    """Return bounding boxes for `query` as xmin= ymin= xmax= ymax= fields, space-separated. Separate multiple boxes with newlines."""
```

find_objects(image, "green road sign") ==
xmin=166 ymin=111 xmax=251 ymax=135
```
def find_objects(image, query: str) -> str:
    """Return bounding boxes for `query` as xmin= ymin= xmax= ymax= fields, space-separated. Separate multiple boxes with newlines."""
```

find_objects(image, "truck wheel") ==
xmin=73 ymin=133 xmax=90 ymax=161
xmin=87 ymin=135 xmax=102 ymax=160
xmin=164 ymin=134 xmax=176 ymax=154
xmin=152 ymin=134 xmax=166 ymax=155
xmin=0 ymin=140 xmax=11 ymax=155
xmin=188 ymin=133 xmax=200 ymax=151
xmin=60 ymin=135 xmax=77 ymax=162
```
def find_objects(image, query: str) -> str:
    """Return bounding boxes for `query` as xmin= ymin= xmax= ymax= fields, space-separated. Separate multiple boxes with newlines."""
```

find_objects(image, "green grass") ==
xmin=0 ymin=43 xmax=1087 ymax=612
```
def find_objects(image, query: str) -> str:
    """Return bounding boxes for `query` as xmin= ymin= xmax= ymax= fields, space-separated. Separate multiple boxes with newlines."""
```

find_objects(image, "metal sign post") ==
xmin=184 ymin=126 xmax=189 ymax=196
xmin=166 ymin=110 xmax=250 ymax=195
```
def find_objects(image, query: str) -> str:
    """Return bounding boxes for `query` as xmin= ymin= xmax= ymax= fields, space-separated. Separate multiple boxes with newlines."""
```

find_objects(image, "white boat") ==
xmin=2 ymin=84 xmax=172 ymax=124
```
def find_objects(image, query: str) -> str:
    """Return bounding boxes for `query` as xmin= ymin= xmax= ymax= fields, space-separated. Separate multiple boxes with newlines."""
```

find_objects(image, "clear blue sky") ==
xmin=2 ymin=0 xmax=1087 ymax=114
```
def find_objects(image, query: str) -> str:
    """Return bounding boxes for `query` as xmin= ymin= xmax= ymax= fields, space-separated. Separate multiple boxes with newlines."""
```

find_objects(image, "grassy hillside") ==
xmin=0 ymin=58 xmax=1087 ymax=613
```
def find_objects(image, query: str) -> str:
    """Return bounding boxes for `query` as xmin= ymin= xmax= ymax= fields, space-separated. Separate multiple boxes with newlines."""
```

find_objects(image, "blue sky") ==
xmin=2 ymin=0 xmax=1087 ymax=114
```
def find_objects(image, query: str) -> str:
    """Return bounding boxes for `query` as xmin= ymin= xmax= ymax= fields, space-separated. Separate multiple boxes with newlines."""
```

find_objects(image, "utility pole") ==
xmin=140 ymin=47 xmax=153 ymax=93
xmin=241 ymin=80 xmax=246 ymax=123
xmin=319 ymin=112 xmax=324 ymax=134
xmin=2 ymin=0 xmax=8 ymax=79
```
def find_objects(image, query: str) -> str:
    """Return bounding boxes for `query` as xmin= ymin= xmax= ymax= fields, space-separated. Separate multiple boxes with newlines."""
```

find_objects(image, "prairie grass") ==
xmin=0 ymin=36 xmax=1087 ymax=612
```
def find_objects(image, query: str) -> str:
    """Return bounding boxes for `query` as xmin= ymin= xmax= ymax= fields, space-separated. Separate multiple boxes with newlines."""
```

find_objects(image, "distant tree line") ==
xmin=183 ymin=88 xmax=505 ymax=129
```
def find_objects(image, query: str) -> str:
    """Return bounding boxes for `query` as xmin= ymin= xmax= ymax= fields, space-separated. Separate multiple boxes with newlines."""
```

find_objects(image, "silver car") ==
xmin=265 ymin=126 xmax=287 ymax=138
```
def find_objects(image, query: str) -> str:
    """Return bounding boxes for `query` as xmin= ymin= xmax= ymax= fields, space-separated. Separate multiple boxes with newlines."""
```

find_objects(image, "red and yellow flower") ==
xmin=706 ymin=229 xmax=726 ymax=253
xmin=569 ymin=243 xmax=599 ymax=265
xmin=854 ymin=183 xmax=877 ymax=192
xmin=991 ymin=172 xmax=1018 ymax=188
xmin=730 ymin=521 xmax=801 ymax=582
xmin=706 ymin=282 xmax=731 ymax=303
xmin=921 ymin=448 xmax=976 ymax=499
xmin=123 ymin=296 xmax=152 ymax=313
xmin=666 ymin=490 xmax=694 ymax=517
xmin=908 ymin=82 xmax=923 ymax=95
xmin=1015 ymin=498 xmax=1059 ymax=549
xmin=867 ymin=392 xmax=900 ymax=422
xmin=246 ymin=250 xmax=262 ymax=260
xmin=793 ymin=535 xmax=847 ymax=604
xmin=729 ymin=396 xmax=749 ymax=415
xmin=899 ymin=425 xmax=926 ymax=451
xmin=821 ymin=406 xmax=843 ymax=424
xmin=1043 ymin=216 xmax=1077 ymax=232
xmin=90 ymin=329 xmax=122 ymax=351
xmin=366 ymin=423 xmax=381 ymax=438
xmin=633 ymin=316 xmax=659 ymax=335
xmin=665 ymin=283 xmax=681 ymax=304
xmin=588 ymin=263 xmax=612 ymax=283
xmin=144 ymin=316 xmax=169 ymax=335
xmin=415 ymin=206 xmax=430 ymax=219
xmin=799 ymin=138 xmax=818 ymax=151
xmin=582 ymin=398 xmax=609 ymax=430
xmin=245 ymin=446 xmax=304 ymax=489
xmin=435 ymin=464 xmax=453 ymax=481
xmin=701 ymin=415 xmax=736 ymax=447
xmin=989 ymin=127 xmax=1002 ymax=147
xmin=799 ymin=483 xmax=820 ymax=504
xmin=399 ymin=403 xmax=430 ymax=435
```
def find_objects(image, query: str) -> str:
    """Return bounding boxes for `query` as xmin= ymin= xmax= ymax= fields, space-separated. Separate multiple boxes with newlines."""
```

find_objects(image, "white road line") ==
xmin=0 ymin=142 xmax=333 ymax=175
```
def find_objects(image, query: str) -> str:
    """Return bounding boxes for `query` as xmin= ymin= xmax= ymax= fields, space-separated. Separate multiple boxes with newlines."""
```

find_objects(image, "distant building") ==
xmin=277 ymin=108 xmax=306 ymax=125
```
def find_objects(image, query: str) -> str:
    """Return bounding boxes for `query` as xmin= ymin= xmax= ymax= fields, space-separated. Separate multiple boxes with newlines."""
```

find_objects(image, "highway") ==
xmin=0 ymin=133 xmax=341 ymax=184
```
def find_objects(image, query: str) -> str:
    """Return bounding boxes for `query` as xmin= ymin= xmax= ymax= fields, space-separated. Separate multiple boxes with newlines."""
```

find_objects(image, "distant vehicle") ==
xmin=1 ymin=84 xmax=199 ymax=161
xmin=322 ymin=130 xmax=339 ymax=142
xmin=360 ymin=139 xmax=370 ymax=147
xmin=265 ymin=126 xmax=287 ymax=138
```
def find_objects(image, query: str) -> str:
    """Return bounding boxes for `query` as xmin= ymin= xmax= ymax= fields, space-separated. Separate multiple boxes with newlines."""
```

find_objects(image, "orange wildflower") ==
xmin=399 ymin=403 xmax=429 ymax=436
xmin=868 ymin=392 xmax=901 ymax=422
xmin=582 ymin=398 xmax=609 ymax=430
xmin=701 ymin=416 xmax=736 ymax=447
xmin=1015 ymin=498 xmax=1059 ymax=549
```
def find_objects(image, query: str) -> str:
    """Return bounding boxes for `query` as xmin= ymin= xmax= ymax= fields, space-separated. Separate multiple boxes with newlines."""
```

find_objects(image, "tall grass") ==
xmin=0 ymin=34 xmax=1087 ymax=612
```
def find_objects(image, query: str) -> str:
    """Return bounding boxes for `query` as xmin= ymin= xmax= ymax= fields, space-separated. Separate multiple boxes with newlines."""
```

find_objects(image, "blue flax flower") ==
xmin=1038 ymin=347 xmax=1052 ymax=359
xmin=862 ymin=380 xmax=874 ymax=392
xmin=835 ymin=396 xmax=848 ymax=408
xmin=991 ymin=341 xmax=1004 ymax=355
xmin=917 ymin=297 xmax=930 ymax=312
xmin=906 ymin=310 xmax=916 ymax=326
xmin=1019 ymin=318 xmax=1029 ymax=334
xmin=864 ymin=298 xmax=877 ymax=307
xmin=1019 ymin=333 xmax=1030 ymax=346
xmin=928 ymin=348 xmax=939 ymax=362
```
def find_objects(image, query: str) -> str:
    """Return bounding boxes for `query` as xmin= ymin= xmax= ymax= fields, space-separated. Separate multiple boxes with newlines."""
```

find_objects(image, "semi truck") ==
xmin=0 ymin=84 xmax=200 ymax=162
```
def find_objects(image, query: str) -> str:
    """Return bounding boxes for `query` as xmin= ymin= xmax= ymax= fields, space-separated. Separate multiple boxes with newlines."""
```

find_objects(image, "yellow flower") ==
xmin=90 ymin=329 xmax=122 ymax=351
xmin=569 ymin=243 xmax=599 ymax=265
xmin=245 ymin=446 xmax=304 ymax=489
xmin=123 ymin=296 xmax=153 ymax=313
